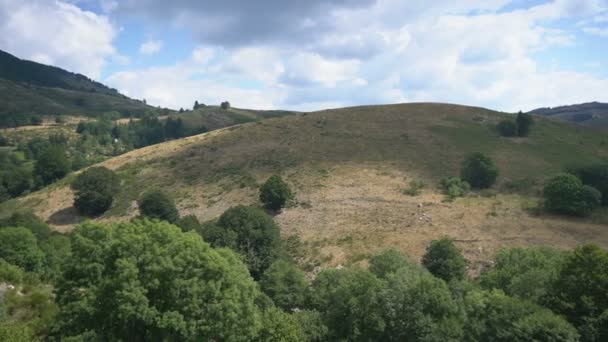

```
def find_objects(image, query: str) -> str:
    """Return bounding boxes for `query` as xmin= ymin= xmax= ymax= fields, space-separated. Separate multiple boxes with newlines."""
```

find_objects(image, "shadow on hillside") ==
xmin=47 ymin=207 xmax=80 ymax=226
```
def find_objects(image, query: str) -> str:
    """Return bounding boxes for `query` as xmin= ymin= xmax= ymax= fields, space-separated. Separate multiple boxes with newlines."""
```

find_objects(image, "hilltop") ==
xmin=8 ymin=103 xmax=608 ymax=272
xmin=0 ymin=49 xmax=157 ymax=127
xmin=529 ymin=102 xmax=608 ymax=130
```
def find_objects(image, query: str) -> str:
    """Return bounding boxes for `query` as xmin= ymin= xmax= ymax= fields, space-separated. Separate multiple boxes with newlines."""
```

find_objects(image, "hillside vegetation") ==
xmin=0 ymin=50 xmax=156 ymax=127
xmin=7 ymin=103 xmax=608 ymax=272
xmin=530 ymin=102 xmax=608 ymax=130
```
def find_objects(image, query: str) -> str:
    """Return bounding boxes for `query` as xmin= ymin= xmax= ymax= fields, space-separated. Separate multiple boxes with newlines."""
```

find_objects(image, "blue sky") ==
xmin=0 ymin=0 xmax=607 ymax=112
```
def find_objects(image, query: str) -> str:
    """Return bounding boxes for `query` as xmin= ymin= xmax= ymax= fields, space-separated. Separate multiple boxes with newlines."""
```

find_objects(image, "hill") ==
xmin=7 ymin=103 xmax=608 ymax=273
xmin=529 ymin=102 xmax=608 ymax=130
xmin=0 ymin=49 xmax=158 ymax=127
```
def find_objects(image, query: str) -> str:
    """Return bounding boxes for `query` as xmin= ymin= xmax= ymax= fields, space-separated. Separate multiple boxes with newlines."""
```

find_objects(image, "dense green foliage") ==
xmin=0 ymin=227 xmax=45 ymax=273
xmin=0 ymin=211 xmax=51 ymax=240
xmin=175 ymin=214 xmax=201 ymax=232
xmin=203 ymin=206 xmax=281 ymax=279
xmin=260 ymin=175 xmax=293 ymax=210
xmin=496 ymin=119 xmax=518 ymax=137
xmin=480 ymin=247 xmax=565 ymax=303
xmin=543 ymin=173 xmax=601 ymax=216
xmin=461 ymin=152 xmax=499 ymax=189
xmin=52 ymin=220 xmax=262 ymax=341
xmin=138 ymin=189 xmax=179 ymax=223
xmin=569 ymin=163 xmax=608 ymax=205
xmin=71 ymin=167 xmax=120 ymax=216
xmin=260 ymin=260 xmax=308 ymax=311
xmin=422 ymin=237 xmax=467 ymax=282
xmin=516 ymin=111 xmax=534 ymax=137
xmin=33 ymin=146 xmax=71 ymax=186
xmin=440 ymin=177 xmax=471 ymax=200
xmin=547 ymin=245 xmax=608 ymax=342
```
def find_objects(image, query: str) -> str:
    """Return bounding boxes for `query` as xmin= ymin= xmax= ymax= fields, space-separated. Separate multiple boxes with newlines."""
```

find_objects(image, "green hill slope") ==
xmin=10 ymin=103 xmax=608 ymax=271
xmin=0 ymin=49 xmax=157 ymax=127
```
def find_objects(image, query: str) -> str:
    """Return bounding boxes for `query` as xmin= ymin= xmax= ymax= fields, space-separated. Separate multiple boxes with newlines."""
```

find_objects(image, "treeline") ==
xmin=1 ymin=174 xmax=607 ymax=341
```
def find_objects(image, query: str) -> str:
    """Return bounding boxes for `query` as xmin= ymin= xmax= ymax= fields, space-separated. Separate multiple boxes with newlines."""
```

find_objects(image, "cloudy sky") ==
xmin=1 ymin=0 xmax=607 ymax=112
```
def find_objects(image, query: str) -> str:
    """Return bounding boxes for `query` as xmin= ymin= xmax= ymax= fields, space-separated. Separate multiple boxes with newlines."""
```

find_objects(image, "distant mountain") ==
xmin=529 ymin=102 xmax=608 ymax=130
xmin=0 ymin=49 xmax=158 ymax=127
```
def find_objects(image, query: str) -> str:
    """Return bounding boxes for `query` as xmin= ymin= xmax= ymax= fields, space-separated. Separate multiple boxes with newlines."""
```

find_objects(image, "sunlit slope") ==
xmin=13 ymin=103 xmax=608 ymax=271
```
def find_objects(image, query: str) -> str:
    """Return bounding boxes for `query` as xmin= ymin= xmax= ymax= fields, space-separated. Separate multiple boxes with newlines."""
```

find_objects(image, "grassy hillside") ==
xmin=174 ymin=105 xmax=297 ymax=131
xmin=0 ymin=50 xmax=159 ymax=127
xmin=8 ymin=103 xmax=608 ymax=272
xmin=529 ymin=101 xmax=608 ymax=130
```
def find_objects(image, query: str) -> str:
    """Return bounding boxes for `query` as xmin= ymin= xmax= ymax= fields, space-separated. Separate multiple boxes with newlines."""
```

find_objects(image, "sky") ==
xmin=0 ymin=0 xmax=607 ymax=112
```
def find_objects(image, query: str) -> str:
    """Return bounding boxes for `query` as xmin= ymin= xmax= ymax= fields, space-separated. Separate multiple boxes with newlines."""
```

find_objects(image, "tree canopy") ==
xmin=259 ymin=175 xmax=292 ymax=211
xmin=138 ymin=189 xmax=179 ymax=223
xmin=461 ymin=152 xmax=499 ymax=189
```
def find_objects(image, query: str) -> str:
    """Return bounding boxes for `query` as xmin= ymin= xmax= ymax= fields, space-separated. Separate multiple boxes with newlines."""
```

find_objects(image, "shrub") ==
xmin=543 ymin=173 xmax=601 ymax=216
xmin=496 ymin=119 xmax=518 ymax=137
xmin=137 ymin=190 xmax=179 ymax=223
xmin=402 ymin=180 xmax=425 ymax=196
xmin=259 ymin=175 xmax=292 ymax=211
xmin=368 ymin=248 xmax=414 ymax=279
xmin=0 ymin=211 xmax=51 ymax=240
xmin=569 ymin=163 xmax=608 ymax=205
xmin=516 ymin=111 xmax=534 ymax=137
xmin=461 ymin=152 xmax=498 ymax=189
xmin=0 ymin=133 xmax=7 ymax=146
xmin=260 ymin=260 xmax=307 ymax=311
xmin=33 ymin=146 xmax=71 ymax=186
xmin=71 ymin=167 xmax=120 ymax=216
xmin=74 ymin=191 xmax=113 ymax=216
xmin=175 ymin=214 xmax=201 ymax=232
xmin=221 ymin=101 xmax=231 ymax=110
xmin=0 ymin=227 xmax=45 ymax=273
xmin=422 ymin=237 xmax=467 ymax=282
xmin=440 ymin=177 xmax=470 ymax=200
xmin=209 ymin=206 xmax=281 ymax=279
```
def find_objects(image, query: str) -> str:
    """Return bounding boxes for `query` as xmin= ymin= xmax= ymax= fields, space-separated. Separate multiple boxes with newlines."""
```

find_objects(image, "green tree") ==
xmin=310 ymin=268 xmax=385 ymax=341
xmin=71 ymin=166 xmax=120 ymax=216
xmin=480 ymin=247 xmax=565 ymax=304
xmin=496 ymin=119 xmax=518 ymax=137
xmin=137 ymin=190 xmax=179 ymax=223
xmin=463 ymin=289 xmax=578 ymax=342
xmin=33 ymin=146 xmax=71 ymax=186
xmin=461 ymin=152 xmax=499 ymax=189
xmin=570 ymin=163 xmax=608 ymax=205
xmin=0 ymin=133 xmax=7 ymax=146
xmin=0 ymin=227 xmax=45 ymax=272
xmin=293 ymin=310 xmax=328 ymax=342
xmin=175 ymin=214 xmax=200 ymax=232
xmin=368 ymin=248 xmax=413 ymax=279
xmin=209 ymin=206 xmax=281 ymax=279
xmin=440 ymin=177 xmax=471 ymax=200
xmin=422 ymin=237 xmax=467 ymax=282
xmin=260 ymin=260 xmax=308 ymax=311
xmin=547 ymin=244 xmax=608 ymax=342
xmin=256 ymin=308 xmax=306 ymax=342
xmin=260 ymin=175 xmax=293 ymax=211
xmin=52 ymin=220 xmax=262 ymax=341
xmin=516 ymin=111 xmax=534 ymax=137
xmin=0 ymin=211 xmax=51 ymax=240
xmin=543 ymin=173 xmax=601 ymax=216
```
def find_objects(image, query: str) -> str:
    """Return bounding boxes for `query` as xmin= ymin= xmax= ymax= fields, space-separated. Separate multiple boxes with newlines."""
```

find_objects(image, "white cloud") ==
xmin=139 ymin=39 xmax=163 ymax=55
xmin=582 ymin=26 xmax=608 ymax=36
xmin=0 ymin=0 xmax=117 ymax=79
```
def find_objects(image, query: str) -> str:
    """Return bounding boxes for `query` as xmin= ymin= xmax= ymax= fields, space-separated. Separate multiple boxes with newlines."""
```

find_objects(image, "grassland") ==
xmin=6 ymin=102 xmax=608 ymax=273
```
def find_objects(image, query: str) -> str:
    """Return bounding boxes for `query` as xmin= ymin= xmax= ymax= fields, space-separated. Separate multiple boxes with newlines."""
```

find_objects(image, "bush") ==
xmin=33 ymin=146 xmax=71 ymax=186
xmin=0 ymin=211 xmax=51 ymax=240
xmin=221 ymin=101 xmax=231 ymax=110
xmin=440 ymin=177 xmax=470 ymax=200
xmin=422 ymin=237 xmax=467 ymax=282
xmin=0 ymin=227 xmax=45 ymax=273
xmin=138 ymin=190 xmax=179 ymax=223
xmin=461 ymin=152 xmax=498 ymax=189
xmin=0 ymin=134 xmax=7 ymax=146
xmin=368 ymin=248 xmax=414 ymax=279
xmin=543 ymin=173 xmax=601 ymax=216
xmin=402 ymin=180 xmax=425 ymax=196
xmin=260 ymin=260 xmax=308 ymax=311
xmin=496 ymin=119 xmax=518 ymax=137
xmin=71 ymin=167 xmax=120 ymax=216
xmin=175 ymin=214 xmax=200 ymax=232
xmin=259 ymin=175 xmax=292 ymax=211
xmin=516 ymin=111 xmax=534 ymax=137
xmin=569 ymin=163 xmax=608 ymax=205
xmin=210 ymin=206 xmax=281 ymax=279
